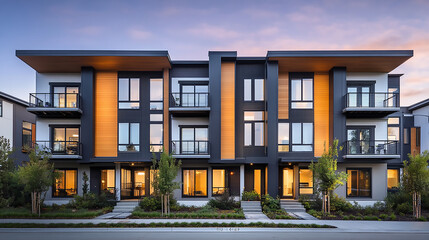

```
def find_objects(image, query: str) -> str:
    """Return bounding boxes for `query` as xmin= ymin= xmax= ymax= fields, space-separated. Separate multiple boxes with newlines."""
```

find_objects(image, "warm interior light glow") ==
xmin=137 ymin=172 xmax=145 ymax=176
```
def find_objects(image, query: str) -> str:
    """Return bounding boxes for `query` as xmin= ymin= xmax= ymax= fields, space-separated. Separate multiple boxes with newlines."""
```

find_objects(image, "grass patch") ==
xmin=0 ymin=222 xmax=335 ymax=228
xmin=0 ymin=207 xmax=112 ymax=219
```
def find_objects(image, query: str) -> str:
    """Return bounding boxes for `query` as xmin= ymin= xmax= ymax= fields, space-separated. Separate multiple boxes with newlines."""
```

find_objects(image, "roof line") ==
xmin=0 ymin=91 xmax=29 ymax=107
xmin=267 ymin=50 xmax=413 ymax=58
xmin=408 ymin=98 xmax=429 ymax=111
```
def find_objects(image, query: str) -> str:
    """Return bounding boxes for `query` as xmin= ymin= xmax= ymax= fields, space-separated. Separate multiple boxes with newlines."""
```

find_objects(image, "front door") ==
xmin=282 ymin=168 xmax=294 ymax=198
xmin=120 ymin=168 xmax=147 ymax=199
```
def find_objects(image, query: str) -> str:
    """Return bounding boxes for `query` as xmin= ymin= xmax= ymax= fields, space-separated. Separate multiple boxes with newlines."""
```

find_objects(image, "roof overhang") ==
xmin=16 ymin=50 xmax=171 ymax=73
xmin=267 ymin=50 xmax=413 ymax=72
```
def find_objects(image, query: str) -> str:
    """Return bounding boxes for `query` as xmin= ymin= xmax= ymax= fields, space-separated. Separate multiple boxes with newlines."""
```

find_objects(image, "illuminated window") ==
xmin=299 ymin=169 xmax=313 ymax=195
xmin=347 ymin=169 xmax=371 ymax=197
xmin=22 ymin=122 xmax=33 ymax=148
xmin=101 ymin=169 xmax=115 ymax=194
xmin=134 ymin=170 xmax=145 ymax=197
xmin=212 ymin=169 xmax=226 ymax=195
xmin=387 ymin=169 xmax=399 ymax=190
xmin=254 ymin=169 xmax=261 ymax=195
xmin=183 ymin=169 xmax=207 ymax=197
xmin=53 ymin=169 xmax=77 ymax=197
xmin=150 ymin=169 xmax=158 ymax=195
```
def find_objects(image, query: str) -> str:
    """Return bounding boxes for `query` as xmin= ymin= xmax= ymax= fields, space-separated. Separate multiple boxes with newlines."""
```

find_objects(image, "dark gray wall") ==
xmin=11 ymin=102 xmax=36 ymax=166
xmin=329 ymin=67 xmax=347 ymax=160
xmin=81 ymin=67 xmax=94 ymax=162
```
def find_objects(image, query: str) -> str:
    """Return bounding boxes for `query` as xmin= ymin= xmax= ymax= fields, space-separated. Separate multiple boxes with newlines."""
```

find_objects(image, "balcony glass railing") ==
xmin=170 ymin=93 xmax=209 ymax=108
xmin=29 ymin=93 xmax=81 ymax=109
xmin=33 ymin=141 xmax=82 ymax=156
xmin=345 ymin=140 xmax=399 ymax=155
xmin=345 ymin=92 xmax=399 ymax=108
xmin=171 ymin=140 xmax=209 ymax=155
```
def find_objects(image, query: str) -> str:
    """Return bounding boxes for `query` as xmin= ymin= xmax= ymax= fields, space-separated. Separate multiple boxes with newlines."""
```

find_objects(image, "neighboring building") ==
xmin=0 ymin=91 xmax=36 ymax=165
xmin=403 ymin=98 xmax=429 ymax=156
xmin=16 ymin=49 xmax=413 ymax=205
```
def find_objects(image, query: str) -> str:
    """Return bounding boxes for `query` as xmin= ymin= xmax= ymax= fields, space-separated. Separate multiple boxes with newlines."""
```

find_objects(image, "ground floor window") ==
xmin=150 ymin=169 xmax=158 ymax=195
xmin=101 ymin=169 xmax=115 ymax=194
xmin=183 ymin=169 xmax=207 ymax=197
xmin=299 ymin=168 xmax=313 ymax=195
xmin=53 ymin=169 xmax=77 ymax=197
xmin=347 ymin=169 xmax=371 ymax=198
xmin=212 ymin=169 xmax=226 ymax=196
xmin=387 ymin=169 xmax=400 ymax=191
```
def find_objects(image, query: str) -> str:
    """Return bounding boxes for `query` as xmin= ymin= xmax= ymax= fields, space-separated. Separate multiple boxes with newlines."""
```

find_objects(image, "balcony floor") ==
xmin=27 ymin=107 xmax=82 ymax=118
xmin=343 ymin=107 xmax=400 ymax=118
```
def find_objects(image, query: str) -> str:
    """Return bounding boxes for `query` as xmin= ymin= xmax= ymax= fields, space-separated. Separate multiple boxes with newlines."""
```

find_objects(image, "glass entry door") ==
xmin=134 ymin=170 xmax=146 ymax=197
xmin=282 ymin=168 xmax=294 ymax=198
xmin=180 ymin=84 xmax=208 ymax=107
xmin=347 ymin=86 xmax=371 ymax=107
xmin=347 ymin=128 xmax=372 ymax=154
xmin=180 ymin=127 xmax=208 ymax=154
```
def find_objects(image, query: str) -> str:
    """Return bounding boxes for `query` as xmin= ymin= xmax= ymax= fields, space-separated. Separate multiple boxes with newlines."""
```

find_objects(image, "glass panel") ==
xmin=130 ymin=123 xmax=139 ymax=144
xmin=118 ymin=78 xmax=129 ymax=101
xmin=347 ymin=169 xmax=371 ymax=197
xmin=195 ymin=170 xmax=207 ymax=196
xmin=347 ymin=87 xmax=357 ymax=107
xmin=54 ymin=170 xmax=65 ymax=197
xmin=244 ymin=79 xmax=251 ymax=101
xmin=119 ymin=102 xmax=139 ymax=109
xmin=54 ymin=87 xmax=66 ymax=108
xmin=278 ymin=123 xmax=289 ymax=152
xmin=244 ymin=123 xmax=252 ymax=146
xmin=254 ymin=79 xmax=264 ymax=101
xmin=150 ymin=170 xmax=158 ymax=195
xmin=150 ymin=79 xmax=163 ymax=101
xmin=195 ymin=85 xmax=208 ymax=93
xmin=66 ymin=87 xmax=79 ymax=108
xmin=130 ymin=78 xmax=140 ymax=101
xmin=183 ymin=170 xmax=194 ymax=196
xmin=254 ymin=122 xmax=264 ymax=146
xmin=360 ymin=129 xmax=371 ymax=154
xmin=387 ymin=169 xmax=399 ymax=190
xmin=121 ymin=169 xmax=132 ymax=198
xmin=292 ymin=145 xmax=313 ymax=151
xmin=292 ymin=123 xmax=301 ymax=144
xmin=404 ymin=128 xmax=409 ymax=144
xmin=150 ymin=124 xmax=163 ymax=145
xmin=347 ymin=129 xmax=358 ymax=154
xmin=283 ymin=168 xmax=293 ymax=197
xmin=359 ymin=169 xmax=371 ymax=197
xmin=347 ymin=170 xmax=358 ymax=197
xmin=278 ymin=145 xmax=290 ymax=152
xmin=149 ymin=102 xmax=163 ymax=110
xmin=254 ymin=169 xmax=261 ymax=195
xmin=291 ymin=102 xmax=313 ymax=109
xmin=182 ymin=128 xmax=195 ymax=141
xmin=118 ymin=123 xmax=129 ymax=145
xmin=302 ymin=123 xmax=313 ymax=144
xmin=65 ymin=170 xmax=77 ymax=196
xmin=291 ymin=80 xmax=301 ymax=101
xmin=212 ymin=169 xmax=225 ymax=195
xmin=302 ymin=79 xmax=313 ymax=101
xmin=299 ymin=169 xmax=313 ymax=195
xmin=150 ymin=114 xmax=163 ymax=122
xmin=388 ymin=127 xmax=400 ymax=141
xmin=195 ymin=128 xmax=208 ymax=141
xmin=388 ymin=117 xmax=399 ymax=125
xmin=23 ymin=122 xmax=32 ymax=130
xmin=101 ymin=169 xmax=115 ymax=193
xmin=22 ymin=129 xmax=32 ymax=147
xmin=134 ymin=171 xmax=145 ymax=197
xmin=182 ymin=85 xmax=195 ymax=106
xmin=244 ymin=111 xmax=263 ymax=121
xmin=66 ymin=128 xmax=79 ymax=142
xmin=361 ymin=87 xmax=370 ymax=107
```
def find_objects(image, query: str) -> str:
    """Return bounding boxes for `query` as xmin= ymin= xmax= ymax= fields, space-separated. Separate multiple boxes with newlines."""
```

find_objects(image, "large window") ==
xmin=387 ymin=169 xmax=400 ymax=191
xmin=244 ymin=111 xmax=264 ymax=146
xmin=150 ymin=124 xmax=163 ymax=152
xmin=278 ymin=123 xmax=290 ymax=152
xmin=119 ymin=78 xmax=140 ymax=109
xmin=347 ymin=169 xmax=371 ymax=198
xmin=244 ymin=79 xmax=264 ymax=101
xmin=52 ymin=126 xmax=79 ymax=155
xmin=22 ymin=122 xmax=33 ymax=148
xmin=118 ymin=123 xmax=140 ymax=152
xmin=183 ymin=169 xmax=207 ymax=197
xmin=53 ymin=169 xmax=77 ymax=197
xmin=53 ymin=86 xmax=79 ymax=108
xmin=212 ymin=169 xmax=226 ymax=196
xmin=291 ymin=78 xmax=313 ymax=109
xmin=101 ymin=169 xmax=115 ymax=194
xmin=150 ymin=78 xmax=163 ymax=110
xmin=299 ymin=169 xmax=313 ymax=195
xmin=291 ymin=123 xmax=313 ymax=151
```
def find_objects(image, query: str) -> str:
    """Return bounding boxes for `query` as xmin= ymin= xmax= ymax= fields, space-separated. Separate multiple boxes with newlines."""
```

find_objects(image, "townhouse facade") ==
xmin=15 ymin=49 xmax=414 ymax=205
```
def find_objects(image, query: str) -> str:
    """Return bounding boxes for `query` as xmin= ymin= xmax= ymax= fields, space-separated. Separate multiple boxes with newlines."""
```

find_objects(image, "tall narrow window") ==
xmin=118 ymin=78 xmax=139 ymax=109
xmin=150 ymin=169 xmax=158 ymax=195
xmin=278 ymin=123 xmax=290 ymax=152
xmin=299 ymin=169 xmax=313 ymax=195
xmin=150 ymin=124 xmax=163 ymax=152
xmin=387 ymin=169 xmax=399 ymax=191
xmin=212 ymin=169 xmax=226 ymax=196
xmin=291 ymin=123 xmax=313 ymax=151
xmin=22 ymin=122 xmax=33 ymax=148
xmin=388 ymin=117 xmax=400 ymax=156
xmin=53 ymin=169 xmax=77 ymax=197
xmin=183 ymin=169 xmax=207 ymax=197
xmin=347 ymin=169 xmax=371 ymax=197
xmin=101 ymin=169 xmax=115 ymax=194
xmin=254 ymin=169 xmax=261 ymax=195
xmin=150 ymin=78 xmax=163 ymax=110
xmin=244 ymin=111 xmax=264 ymax=146
xmin=118 ymin=123 xmax=140 ymax=152
xmin=244 ymin=79 xmax=251 ymax=101
xmin=243 ymin=79 xmax=264 ymax=101
xmin=404 ymin=128 xmax=409 ymax=144
xmin=291 ymin=78 xmax=313 ymax=109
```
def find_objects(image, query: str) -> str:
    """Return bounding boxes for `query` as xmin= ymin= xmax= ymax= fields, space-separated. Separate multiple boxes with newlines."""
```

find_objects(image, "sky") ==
xmin=0 ymin=0 xmax=428 ymax=106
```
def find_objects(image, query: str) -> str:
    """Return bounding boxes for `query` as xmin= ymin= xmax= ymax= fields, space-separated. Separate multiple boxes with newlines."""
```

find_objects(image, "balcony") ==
xmin=171 ymin=140 xmax=210 ymax=158
xmin=27 ymin=93 xmax=82 ymax=118
xmin=34 ymin=141 xmax=82 ymax=159
xmin=344 ymin=140 xmax=400 ymax=159
xmin=169 ymin=92 xmax=210 ymax=116
xmin=343 ymin=92 xmax=400 ymax=118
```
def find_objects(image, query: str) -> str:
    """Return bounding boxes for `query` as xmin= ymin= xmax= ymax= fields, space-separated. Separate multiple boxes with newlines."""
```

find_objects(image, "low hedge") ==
xmin=131 ymin=210 xmax=245 ymax=219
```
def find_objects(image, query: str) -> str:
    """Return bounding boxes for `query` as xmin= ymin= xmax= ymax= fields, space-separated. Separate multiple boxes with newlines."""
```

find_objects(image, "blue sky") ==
xmin=1 ymin=0 xmax=429 ymax=106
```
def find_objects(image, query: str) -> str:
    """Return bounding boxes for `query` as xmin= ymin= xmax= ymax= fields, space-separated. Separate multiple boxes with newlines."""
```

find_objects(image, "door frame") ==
xmin=281 ymin=167 xmax=295 ymax=199
xmin=120 ymin=167 xmax=149 ymax=199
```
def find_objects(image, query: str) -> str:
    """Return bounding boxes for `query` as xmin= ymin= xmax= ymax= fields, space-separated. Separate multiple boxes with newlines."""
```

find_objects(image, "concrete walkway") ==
xmin=241 ymin=201 xmax=270 ymax=221
xmin=96 ymin=201 xmax=139 ymax=219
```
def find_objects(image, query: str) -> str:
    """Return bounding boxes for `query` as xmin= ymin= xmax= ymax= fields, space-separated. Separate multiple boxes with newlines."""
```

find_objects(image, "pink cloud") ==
xmin=128 ymin=29 xmax=152 ymax=40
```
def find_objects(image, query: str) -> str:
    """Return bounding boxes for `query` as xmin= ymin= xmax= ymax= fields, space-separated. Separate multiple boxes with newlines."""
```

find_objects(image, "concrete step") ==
xmin=243 ymin=209 xmax=263 ymax=213
xmin=116 ymin=202 xmax=139 ymax=206
xmin=242 ymin=207 xmax=262 ymax=210
xmin=282 ymin=207 xmax=306 ymax=213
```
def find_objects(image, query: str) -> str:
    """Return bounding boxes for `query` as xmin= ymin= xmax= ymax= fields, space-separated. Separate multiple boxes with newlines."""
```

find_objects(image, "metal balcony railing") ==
xmin=345 ymin=92 xmax=399 ymax=108
xmin=33 ymin=141 xmax=82 ymax=156
xmin=29 ymin=93 xmax=81 ymax=109
xmin=345 ymin=140 xmax=399 ymax=155
xmin=170 ymin=92 xmax=209 ymax=108
xmin=171 ymin=140 xmax=209 ymax=155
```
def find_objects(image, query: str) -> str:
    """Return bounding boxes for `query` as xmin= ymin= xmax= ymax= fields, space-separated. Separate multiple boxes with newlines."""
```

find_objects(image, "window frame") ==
xmin=52 ymin=168 xmax=78 ymax=198
xmin=100 ymin=169 xmax=116 ymax=194
xmin=244 ymin=111 xmax=265 ymax=147
xmin=298 ymin=167 xmax=314 ymax=195
xmin=22 ymin=121 xmax=33 ymax=148
xmin=291 ymin=78 xmax=313 ymax=109
xmin=346 ymin=168 xmax=372 ymax=198
xmin=118 ymin=78 xmax=140 ymax=109
xmin=291 ymin=122 xmax=313 ymax=152
xmin=243 ymin=78 xmax=265 ymax=102
xmin=118 ymin=123 xmax=140 ymax=152
xmin=212 ymin=168 xmax=228 ymax=196
xmin=50 ymin=125 xmax=80 ymax=155
xmin=387 ymin=168 xmax=400 ymax=191
xmin=278 ymin=122 xmax=290 ymax=152
xmin=150 ymin=78 xmax=163 ymax=110
xmin=182 ymin=168 xmax=208 ymax=198
xmin=49 ymin=82 xmax=81 ymax=108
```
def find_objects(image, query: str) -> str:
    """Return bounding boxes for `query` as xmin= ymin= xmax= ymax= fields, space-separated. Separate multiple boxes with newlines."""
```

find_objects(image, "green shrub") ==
xmin=385 ymin=191 xmax=411 ymax=211
xmin=379 ymin=213 xmax=388 ymax=220
xmin=389 ymin=213 xmax=397 ymax=220
xmin=208 ymin=192 xmax=239 ymax=210
xmin=261 ymin=194 xmax=280 ymax=212
xmin=343 ymin=216 xmax=349 ymax=220
xmin=417 ymin=217 xmax=427 ymax=221
xmin=330 ymin=194 xmax=353 ymax=212
xmin=396 ymin=202 xmax=412 ymax=215
xmin=363 ymin=216 xmax=380 ymax=221
xmin=242 ymin=191 xmax=260 ymax=201
xmin=138 ymin=196 xmax=178 ymax=211
xmin=307 ymin=209 xmax=322 ymax=219
xmin=69 ymin=193 xmax=115 ymax=209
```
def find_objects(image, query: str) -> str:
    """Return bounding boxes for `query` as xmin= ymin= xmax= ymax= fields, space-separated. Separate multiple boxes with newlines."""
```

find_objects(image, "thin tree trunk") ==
xmin=167 ymin=194 xmax=170 ymax=215
xmin=413 ymin=192 xmax=417 ymax=218
xmin=164 ymin=195 xmax=168 ymax=215
xmin=417 ymin=192 xmax=421 ymax=218
xmin=161 ymin=194 xmax=164 ymax=216
xmin=38 ymin=192 xmax=41 ymax=217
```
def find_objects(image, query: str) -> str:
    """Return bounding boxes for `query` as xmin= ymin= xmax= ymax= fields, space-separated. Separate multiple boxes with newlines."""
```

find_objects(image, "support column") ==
xmin=240 ymin=164 xmax=245 ymax=198
xmin=329 ymin=67 xmax=347 ymax=159
xmin=115 ymin=163 xmax=121 ymax=201
xmin=208 ymin=166 xmax=212 ymax=198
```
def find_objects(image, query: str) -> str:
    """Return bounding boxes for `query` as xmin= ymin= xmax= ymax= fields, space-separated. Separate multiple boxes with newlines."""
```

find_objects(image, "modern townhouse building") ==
xmin=15 ymin=49 xmax=413 ymax=205
xmin=0 ymin=91 xmax=36 ymax=165
xmin=402 ymin=98 xmax=429 ymax=156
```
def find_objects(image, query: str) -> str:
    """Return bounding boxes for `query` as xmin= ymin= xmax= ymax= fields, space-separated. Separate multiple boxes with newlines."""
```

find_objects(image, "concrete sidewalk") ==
xmin=1 ymin=218 xmax=429 ymax=233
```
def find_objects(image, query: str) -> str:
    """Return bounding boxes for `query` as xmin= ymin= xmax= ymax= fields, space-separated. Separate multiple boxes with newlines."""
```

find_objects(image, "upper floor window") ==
xmin=291 ymin=78 xmax=313 ymax=109
xmin=118 ymin=123 xmax=140 ymax=152
xmin=244 ymin=79 xmax=264 ymax=101
xmin=244 ymin=111 xmax=264 ymax=146
xmin=150 ymin=78 xmax=163 ymax=110
xmin=22 ymin=122 xmax=33 ymax=148
xmin=278 ymin=123 xmax=289 ymax=152
xmin=119 ymin=78 xmax=140 ymax=109
xmin=291 ymin=123 xmax=313 ymax=151
xmin=404 ymin=128 xmax=409 ymax=144
xmin=52 ymin=126 xmax=80 ymax=155
xmin=388 ymin=117 xmax=400 ymax=141
xmin=53 ymin=86 xmax=79 ymax=108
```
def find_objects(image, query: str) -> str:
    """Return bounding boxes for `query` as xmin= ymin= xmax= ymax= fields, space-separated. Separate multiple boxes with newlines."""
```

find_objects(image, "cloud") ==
xmin=128 ymin=29 xmax=152 ymax=40
xmin=187 ymin=23 xmax=240 ymax=40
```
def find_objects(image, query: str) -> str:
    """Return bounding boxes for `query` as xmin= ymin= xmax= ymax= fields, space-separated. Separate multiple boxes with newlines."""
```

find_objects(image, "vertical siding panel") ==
xmin=278 ymin=72 xmax=289 ymax=119
xmin=221 ymin=62 xmax=235 ymax=160
xmin=163 ymin=68 xmax=169 ymax=153
xmin=94 ymin=72 xmax=118 ymax=157
xmin=314 ymin=73 xmax=330 ymax=157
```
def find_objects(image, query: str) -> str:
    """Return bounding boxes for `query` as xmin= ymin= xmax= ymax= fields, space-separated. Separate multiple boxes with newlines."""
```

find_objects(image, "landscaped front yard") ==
xmin=131 ymin=205 xmax=244 ymax=219
xmin=0 ymin=206 xmax=112 ymax=219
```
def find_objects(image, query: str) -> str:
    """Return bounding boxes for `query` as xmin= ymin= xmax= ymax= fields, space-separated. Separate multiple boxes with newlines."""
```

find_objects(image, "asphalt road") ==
xmin=1 ymin=228 xmax=429 ymax=240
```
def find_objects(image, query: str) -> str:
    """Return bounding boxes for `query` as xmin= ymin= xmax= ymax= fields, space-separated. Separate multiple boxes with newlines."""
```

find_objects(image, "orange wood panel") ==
xmin=221 ymin=62 xmax=235 ymax=160
xmin=278 ymin=72 xmax=289 ymax=119
xmin=410 ymin=127 xmax=420 ymax=156
xmin=163 ymin=68 xmax=169 ymax=153
xmin=31 ymin=123 xmax=36 ymax=146
xmin=314 ymin=73 xmax=330 ymax=157
xmin=94 ymin=72 xmax=118 ymax=157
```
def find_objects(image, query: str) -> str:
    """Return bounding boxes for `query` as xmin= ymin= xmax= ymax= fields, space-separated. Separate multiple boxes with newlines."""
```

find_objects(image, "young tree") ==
xmin=310 ymin=139 xmax=348 ymax=214
xmin=0 ymin=136 xmax=14 ymax=207
xmin=151 ymin=150 xmax=181 ymax=215
xmin=16 ymin=146 xmax=60 ymax=216
xmin=402 ymin=151 xmax=429 ymax=218
xmin=82 ymin=171 xmax=89 ymax=196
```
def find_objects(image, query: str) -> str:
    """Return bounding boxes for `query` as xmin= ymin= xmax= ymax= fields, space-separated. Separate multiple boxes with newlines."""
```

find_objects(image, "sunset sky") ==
xmin=1 ymin=0 xmax=428 ymax=106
